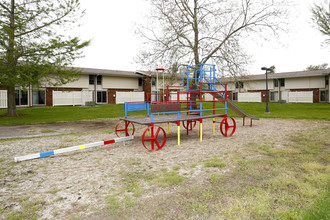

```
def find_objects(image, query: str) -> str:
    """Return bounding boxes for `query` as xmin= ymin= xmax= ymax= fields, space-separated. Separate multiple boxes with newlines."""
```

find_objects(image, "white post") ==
xmin=163 ymin=70 xmax=165 ymax=101
xmin=156 ymin=68 xmax=165 ymax=101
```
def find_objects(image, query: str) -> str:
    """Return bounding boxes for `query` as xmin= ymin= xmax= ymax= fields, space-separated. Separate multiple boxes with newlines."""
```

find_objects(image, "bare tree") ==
xmin=135 ymin=0 xmax=289 ymax=77
xmin=311 ymin=0 xmax=330 ymax=46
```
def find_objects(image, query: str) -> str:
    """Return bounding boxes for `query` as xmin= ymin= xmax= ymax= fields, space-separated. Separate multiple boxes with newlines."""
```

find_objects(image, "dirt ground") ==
xmin=0 ymin=118 xmax=329 ymax=219
xmin=0 ymin=119 xmax=118 ymax=139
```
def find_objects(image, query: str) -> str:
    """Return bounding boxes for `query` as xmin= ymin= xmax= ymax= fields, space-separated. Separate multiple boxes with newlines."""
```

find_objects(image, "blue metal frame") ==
xmin=124 ymin=102 xmax=149 ymax=118
xmin=125 ymin=63 xmax=228 ymax=123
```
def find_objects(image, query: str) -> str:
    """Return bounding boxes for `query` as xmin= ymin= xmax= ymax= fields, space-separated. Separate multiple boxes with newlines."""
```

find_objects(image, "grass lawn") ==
xmin=0 ymin=102 xmax=329 ymax=126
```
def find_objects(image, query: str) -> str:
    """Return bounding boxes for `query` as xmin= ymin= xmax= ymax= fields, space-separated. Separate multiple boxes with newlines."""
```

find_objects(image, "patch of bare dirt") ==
xmin=0 ymin=118 xmax=328 ymax=219
xmin=0 ymin=119 xmax=117 ymax=139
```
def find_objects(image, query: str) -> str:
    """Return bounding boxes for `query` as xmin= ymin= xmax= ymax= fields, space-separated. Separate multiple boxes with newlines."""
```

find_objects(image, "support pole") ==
xmin=167 ymin=122 xmax=170 ymax=134
xmin=177 ymin=121 xmax=180 ymax=145
xmin=14 ymin=136 xmax=134 ymax=162
xmin=199 ymin=118 xmax=203 ymax=142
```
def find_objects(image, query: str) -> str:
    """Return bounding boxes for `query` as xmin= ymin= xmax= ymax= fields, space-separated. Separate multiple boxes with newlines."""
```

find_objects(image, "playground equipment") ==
xmin=115 ymin=63 xmax=256 ymax=151
xmin=14 ymin=136 xmax=134 ymax=162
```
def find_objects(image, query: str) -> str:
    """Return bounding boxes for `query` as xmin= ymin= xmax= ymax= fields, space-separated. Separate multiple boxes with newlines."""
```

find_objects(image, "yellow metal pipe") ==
xmin=167 ymin=123 xmax=170 ymax=134
xmin=177 ymin=125 xmax=180 ymax=145
xmin=200 ymin=122 xmax=203 ymax=142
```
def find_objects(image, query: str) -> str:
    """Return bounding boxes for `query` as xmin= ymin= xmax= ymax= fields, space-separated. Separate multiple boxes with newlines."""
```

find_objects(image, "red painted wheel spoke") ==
xmin=151 ymin=140 xmax=155 ymax=151
xmin=154 ymin=139 xmax=160 ymax=149
xmin=220 ymin=117 xmax=236 ymax=137
xmin=155 ymin=127 xmax=162 ymax=136
xmin=142 ymin=125 xmax=167 ymax=151
xmin=183 ymin=120 xmax=196 ymax=131
xmin=115 ymin=121 xmax=135 ymax=137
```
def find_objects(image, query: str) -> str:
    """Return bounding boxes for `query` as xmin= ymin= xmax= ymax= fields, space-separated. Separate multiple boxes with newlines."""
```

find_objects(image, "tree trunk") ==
xmin=7 ymin=86 xmax=17 ymax=117
xmin=6 ymin=0 xmax=17 ymax=117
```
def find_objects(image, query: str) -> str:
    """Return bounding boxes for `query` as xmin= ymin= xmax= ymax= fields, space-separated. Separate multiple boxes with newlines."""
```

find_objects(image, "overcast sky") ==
xmin=73 ymin=0 xmax=329 ymax=75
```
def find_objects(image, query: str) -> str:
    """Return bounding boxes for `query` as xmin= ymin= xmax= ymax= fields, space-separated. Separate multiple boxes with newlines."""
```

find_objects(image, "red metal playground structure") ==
xmin=115 ymin=63 xmax=258 ymax=151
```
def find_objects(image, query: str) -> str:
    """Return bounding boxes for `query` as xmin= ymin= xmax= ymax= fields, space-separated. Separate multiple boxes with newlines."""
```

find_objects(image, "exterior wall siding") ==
xmin=245 ymin=80 xmax=274 ymax=90
xmin=102 ymin=76 xmax=138 ymax=89
xmin=44 ymin=75 xmax=89 ymax=89
xmin=285 ymin=76 xmax=325 ymax=89
xmin=227 ymin=91 xmax=232 ymax=101
xmin=143 ymin=77 xmax=151 ymax=101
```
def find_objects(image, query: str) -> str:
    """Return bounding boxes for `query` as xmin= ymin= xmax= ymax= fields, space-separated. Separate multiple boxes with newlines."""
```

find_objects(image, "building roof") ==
xmin=75 ymin=67 xmax=150 ymax=78
xmin=221 ymin=68 xmax=330 ymax=82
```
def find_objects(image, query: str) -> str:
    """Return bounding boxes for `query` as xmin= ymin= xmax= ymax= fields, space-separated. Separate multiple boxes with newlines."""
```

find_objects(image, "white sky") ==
xmin=73 ymin=0 xmax=329 ymax=75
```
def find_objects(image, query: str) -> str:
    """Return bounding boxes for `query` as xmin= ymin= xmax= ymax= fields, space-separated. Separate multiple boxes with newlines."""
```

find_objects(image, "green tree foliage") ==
xmin=269 ymin=65 xmax=276 ymax=74
xmin=305 ymin=63 xmax=329 ymax=71
xmin=0 ymin=0 xmax=90 ymax=116
xmin=311 ymin=0 xmax=330 ymax=45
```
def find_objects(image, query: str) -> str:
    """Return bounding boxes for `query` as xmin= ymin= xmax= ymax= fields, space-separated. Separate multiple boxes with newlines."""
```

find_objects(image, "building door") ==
xmin=15 ymin=90 xmax=28 ymax=106
xmin=97 ymin=91 xmax=107 ymax=104
xmin=320 ymin=90 xmax=329 ymax=102
xmin=32 ymin=90 xmax=46 ymax=105
xmin=270 ymin=91 xmax=279 ymax=102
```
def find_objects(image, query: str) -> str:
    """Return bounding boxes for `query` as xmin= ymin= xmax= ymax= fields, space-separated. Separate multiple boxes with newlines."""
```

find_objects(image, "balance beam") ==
xmin=14 ymin=136 xmax=134 ymax=162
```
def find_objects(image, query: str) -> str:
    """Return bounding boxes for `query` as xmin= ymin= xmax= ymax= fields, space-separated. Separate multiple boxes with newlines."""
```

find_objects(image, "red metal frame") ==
xmin=220 ymin=117 xmax=236 ymax=137
xmin=142 ymin=124 xmax=167 ymax=151
xmin=243 ymin=116 xmax=253 ymax=127
xmin=115 ymin=121 xmax=135 ymax=137
xmin=183 ymin=120 xmax=197 ymax=135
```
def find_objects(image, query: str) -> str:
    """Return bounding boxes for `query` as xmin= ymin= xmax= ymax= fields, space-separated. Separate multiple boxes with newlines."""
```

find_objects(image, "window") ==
xmin=15 ymin=90 xmax=28 ymax=106
xmin=232 ymin=92 xmax=238 ymax=101
xmin=32 ymin=90 xmax=45 ymax=105
xmin=235 ymin=81 xmax=244 ymax=89
xmin=270 ymin=91 xmax=278 ymax=102
xmin=151 ymin=78 xmax=156 ymax=86
xmin=139 ymin=78 xmax=143 ymax=86
xmin=274 ymin=78 xmax=284 ymax=87
xmin=320 ymin=91 xmax=329 ymax=102
xmin=97 ymin=75 xmax=102 ymax=85
xmin=89 ymin=75 xmax=95 ymax=85
xmin=97 ymin=91 xmax=107 ymax=103
xmin=326 ymin=76 xmax=329 ymax=86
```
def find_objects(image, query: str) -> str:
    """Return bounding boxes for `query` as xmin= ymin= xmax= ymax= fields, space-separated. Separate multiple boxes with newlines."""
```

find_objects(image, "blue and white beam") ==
xmin=14 ymin=136 xmax=134 ymax=162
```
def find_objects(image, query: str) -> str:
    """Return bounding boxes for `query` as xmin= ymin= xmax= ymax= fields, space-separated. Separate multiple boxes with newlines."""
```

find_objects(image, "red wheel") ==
xmin=182 ymin=120 xmax=196 ymax=131
xmin=220 ymin=117 xmax=236 ymax=137
xmin=142 ymin=125 xmax=166 ymax=151
xmin=115 ymin=121 xmax=135 ymax=137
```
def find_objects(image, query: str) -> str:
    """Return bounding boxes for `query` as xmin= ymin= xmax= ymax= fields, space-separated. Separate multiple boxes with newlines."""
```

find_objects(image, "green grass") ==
xmin=6 ymin=197 xmax=44 ymax=220
xmin=0 ymin=102 xmax=329 ymax=126
xmin=300 ymin=186 xmax=330 ymax=220
xmin=228 ymin=102 xmax=330 ymax=120
xmin=154 ymin=170 xmax=185 ymax=187
xmin=204 ymin=157 xmax=226 ymax=169
xmin=203 ymin=102 xmax=330 ymax=120
xmin=0 ymin=104 xmax=145 ymax=126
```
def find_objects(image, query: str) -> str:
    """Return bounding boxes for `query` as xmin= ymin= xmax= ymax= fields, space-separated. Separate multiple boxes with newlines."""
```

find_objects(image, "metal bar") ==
xmin=14 ymin=136 xmax=134 ymax=162
xmin=177 ymin=121 xmax=180 ymax=145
